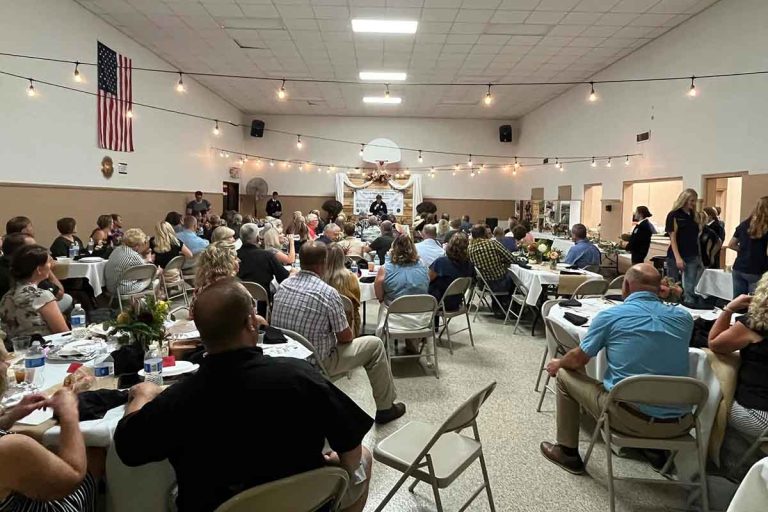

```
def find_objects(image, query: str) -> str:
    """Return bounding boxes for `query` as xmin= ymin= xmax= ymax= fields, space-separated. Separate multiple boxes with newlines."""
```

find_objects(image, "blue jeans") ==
xmin=667 ymin=255 xmax=703 ymax=304
xmin=732 ymin=270 xmax=761 ymax=297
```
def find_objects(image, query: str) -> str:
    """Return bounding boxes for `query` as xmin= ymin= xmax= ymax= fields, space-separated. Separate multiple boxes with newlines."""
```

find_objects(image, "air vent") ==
xmin=636 ymin=131 xmax=651 ymax=143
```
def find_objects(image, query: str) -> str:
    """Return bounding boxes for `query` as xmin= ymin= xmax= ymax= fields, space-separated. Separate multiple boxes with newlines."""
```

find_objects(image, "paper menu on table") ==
xmin=261 ymin=340 xmax=312 ymax=360
xmin=16 ymin=408 xmax=54 ymax=426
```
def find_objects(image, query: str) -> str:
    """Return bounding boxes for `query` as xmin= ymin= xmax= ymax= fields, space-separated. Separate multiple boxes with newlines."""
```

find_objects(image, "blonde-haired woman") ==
xmin=665 ymin=188 xmax=702 ymax=303
xmin=104 ymin=228 xmax=154 ymax=296
xmin=262 ymin=224 xmax=296 ymax=265
xmin=150 ymin=221 xmax=193 ymax=282
xmin=728 ymin=196 xmax=768 ymax=296
xmin=189 ymin=242 xmax=239 ymax=319
xmin=709 ymin=273 xmax=768 ymax=475
xmin=436 ymin=219 xmax=450 ymax=243
xmin=325 ymin=244 xmax=361 ymax=336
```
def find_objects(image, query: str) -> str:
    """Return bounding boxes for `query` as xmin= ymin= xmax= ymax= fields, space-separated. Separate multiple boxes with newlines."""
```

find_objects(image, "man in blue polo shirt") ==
xmin=540 ymin=263 xmax=693 ymax=474
xmin=564 ymin=223 xmax=601 ymax=269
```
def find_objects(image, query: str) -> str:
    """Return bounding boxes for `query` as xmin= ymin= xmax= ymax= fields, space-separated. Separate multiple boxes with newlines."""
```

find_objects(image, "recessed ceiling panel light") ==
xmin=352 ymin=19 xmax=418 ymax=34
xmin=359 ymin=71 xmax=407 ymax=81
xmin=363 ymin=96 xmax=403 ymax=104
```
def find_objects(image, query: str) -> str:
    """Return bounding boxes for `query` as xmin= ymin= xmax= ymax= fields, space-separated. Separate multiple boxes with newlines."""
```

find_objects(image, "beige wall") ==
xmin=622 ymin=178 xmax=683 ymax=233
xmin=531 ymin=188 xmax=544 ymax=201
xmin=741 ymin=174 xmax=768 ymax=219
xmin=0 ymin=184 xmax=223 ymax=247
xmin=582 ymin=184 xmax=603 ymax=230
xmin=600 ymin=199 xmax=624 ymax=241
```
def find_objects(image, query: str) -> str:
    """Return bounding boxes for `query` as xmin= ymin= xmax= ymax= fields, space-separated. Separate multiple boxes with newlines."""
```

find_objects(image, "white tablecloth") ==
xmin=508 ymin=264 xmax=603 ymax=306
xmin=727 ymin=457 xmax=768 ymax=512
xmin=358 ymin=269 xmax=377 ymax=302
xmin=696 ymin=269 xmax=734 ymax=301
xmin=57 ymin=260 xmax=107 ymax=297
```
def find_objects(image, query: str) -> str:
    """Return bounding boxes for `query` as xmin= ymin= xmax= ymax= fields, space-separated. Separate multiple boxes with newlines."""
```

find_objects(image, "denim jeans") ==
xmin=667 ymin=255 xmax=703 ymax=304
xmin=732 ymin=270 xmax=761 ymax=297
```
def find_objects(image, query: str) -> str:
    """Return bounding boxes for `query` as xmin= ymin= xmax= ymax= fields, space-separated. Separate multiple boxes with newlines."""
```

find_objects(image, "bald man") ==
xmin=115 ymin=278 xmax=374 ymax=512
xmin=540 ymin=264 xmax=694 ymax=475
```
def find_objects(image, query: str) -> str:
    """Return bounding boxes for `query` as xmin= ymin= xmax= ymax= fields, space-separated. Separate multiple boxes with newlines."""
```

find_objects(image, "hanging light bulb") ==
xmin=418 ymin=150 xmax=423 ymax=163
xmin=73 ymin=61 xmax=82 ymax=83
xmin=468 ymin=154 xmax=473 ymax=166
xmin=298 ymin=163 xmax=304 ymax=171
xmin=326 ymin=167 xmax=332 ymax=174
xmin=26 ymin=79 xmax=36 ymax=97
xmin=560 ymin=163 xmax=565 ymax=173
xmin=330 ymin=165 xmax=336 ymax=172
xmin=624 ymin=155 xmax=631 ymax=166
xmin=224 ymin=152 xmax=230 ymax=158
xmin=212 ymin=120 xmax=220 ymax=136
xmin=606 ymin=158 xmax=612 ymax=168
xmin=176 ymin=72 xmax=185 ymax=93
xmin=480 ymin=163 xmax=485 ymax=170
xmin=470 ymin=169 xmax=476 ymax=177
xmin=404 ymin=168 xmax=410 ymax=175
xmin=277 ymin=79 xmax=287 ymax=100
xmin=359 ymin=144 xmax=365 ymax=157
xmin=588 ymin=81 xmax=597 ymax=102
xmin=512 ymin=168 xmax=517 ymax=176
xmin=385 ymin=83 xmax=390 ymax=98
xmin=270 ymin=160 xmax=275 ymax=167
xmin=591 ymin=157 xmax=597 ymax=167
xmin=688 ymin=76 xmax=697 ymax=97
xmin=513 ymin=157 xmax=520 ymax=170
xmin=484 ymin=84 xmax=493 ymax=106
xmin=454 ymin=164 xmax=460 ymax=171
xmin=555 ymin=158 xmax=561 ymax=169
xmin=218 ymin=151 xmax=225 ymax=158
xmin=126 ymin=109 xmax=133 ymax=119
xmin=296 ymin=135 xmax=303 ymax=149
xmin=452 ymin=170 xmax=457 ymax=176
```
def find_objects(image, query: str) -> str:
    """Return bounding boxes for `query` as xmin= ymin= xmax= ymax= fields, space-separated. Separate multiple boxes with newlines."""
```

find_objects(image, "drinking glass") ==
xmin=11 ymin=336 xmax=31 ymax=355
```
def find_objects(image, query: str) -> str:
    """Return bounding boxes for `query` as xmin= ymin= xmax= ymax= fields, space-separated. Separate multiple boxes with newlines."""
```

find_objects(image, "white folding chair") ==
xmin=582 ymin=375 xmax=710 ymax=512
xmin=381 ymin=294 xmax=440 ymax=378
xmin=537 ymin=317 xmax=580 ymax=412
xmin=181 ymin=253 xmax=200 ymax=286
xmin=214 ymin=467 xmax=349 ymax=512
xmin=242 ymin=281 xmax=271 ymax=321
xmin=436 ymin=277 xmax=474 ymax=355
xmin=604 ymin=275 xmax=624 ymax=300
xmin=162 ymin=255 xmax=190 ymax=306
xmin=508 ymin=271 xmax=535 ymax=334
xmin=273 ymin=326 xmax=339 ymax=381
xmin=116 ymin=264 xmax=157 ymax=311
xmin=534 ymin=300 xmax=560 ymax=393
xmin=373 ymin=382 xmax=497 ymax=512
xmin=470 ymin=267 xmax=514 ymax=324
xmin=572 ymin=278 xmax=609 ymax=299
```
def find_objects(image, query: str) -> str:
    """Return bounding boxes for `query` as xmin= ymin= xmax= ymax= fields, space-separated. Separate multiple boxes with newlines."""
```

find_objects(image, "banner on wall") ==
xmin=353 ymin=189 xmax=404 ymax=216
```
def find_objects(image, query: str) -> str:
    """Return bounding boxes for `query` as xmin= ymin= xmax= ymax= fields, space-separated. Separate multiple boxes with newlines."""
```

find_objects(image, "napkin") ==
xmin=263 ymin=326 xmax=288 ymax=344
xmin=559 ymin=299 xmax=582 ymax=307
xmin=563 ymin=312 xmax=589 ymax=326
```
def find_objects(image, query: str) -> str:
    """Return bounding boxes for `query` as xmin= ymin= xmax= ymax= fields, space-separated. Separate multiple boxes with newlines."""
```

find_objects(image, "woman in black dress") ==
xmin=49 ymin=218 xmax=85 ymax=258
xmin=626 ymin=206 xmax=654 ymax=264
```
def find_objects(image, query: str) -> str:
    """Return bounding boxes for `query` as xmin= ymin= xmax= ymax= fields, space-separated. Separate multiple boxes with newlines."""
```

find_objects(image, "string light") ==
xmin=555 ymin=158 xmax=561 ymax=169
xmin=270 ymin=160 xmax=275 ymax=166
xmin=452 ymin=170 xmax=457 ymax=176
xmin=470 ymin=169 xmax=476 ymax=177
xmin=26 ymin=79 xmax=35 ymax=96
xmin=326 ymin=167 xmax=332 ymax=174
xmin=330 ymin=165 xmax=336 ymax=172
xmin=277 ymin=79 xmax=287 ymax=100
xmin=418 ymin=150 xmax=423 ymax=163
xmin=468 ymin=154 xmax=473 ymax=166
xmin=298 ymin=163 xmax=303 ymax=171
xmin=384 ymin=84 xmax=390 ymax=98
xmin=218 ymin=151 xmax=225 ymax=157
xmin=212 ymin=120 xmax=220 ymax=135
xmin=484 ymin=84 xmax=492 ymax=106
xmin=624 ymin=155 xmax=631 ymax=166
xmin=606 ymin=157 xmax=612 ymax=168
xmin=359 ymin=144 xmax=364 ymax=157
xmin=688 ymin=76 xmax=697 ymax=97
xmin=513 ymin=157 xmax=520 ymax=170
xmin=560 ymin=163 xmax=565 ymax=172
xmin=454 ymin=164 xmax=460 ymax=171
xmin=512 ymin=168 xmax=517 ymax=176
xmin=588 ymin=82 xmax=597 ymax=102
xmin=176 ymin=72 xmax=185 ymax=93
xmin=296 ymin=135 xmax=303 ymax=149
xmin=73 ymin=62 xmax=82 ymax=82
xmin=126 ymin=109 xmax=133 ymax=118
xmin=224 ymin=152 xmax=230 ymax=158
xmin=480 ymin=163 xmax=485 ymax=170
xmin=591 ymin=157 xmax=596 ymax=167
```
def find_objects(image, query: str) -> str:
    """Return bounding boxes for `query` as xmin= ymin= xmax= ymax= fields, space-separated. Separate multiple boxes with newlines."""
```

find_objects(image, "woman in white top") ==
xmin=262 ymin=224 xmax=296 ymax=265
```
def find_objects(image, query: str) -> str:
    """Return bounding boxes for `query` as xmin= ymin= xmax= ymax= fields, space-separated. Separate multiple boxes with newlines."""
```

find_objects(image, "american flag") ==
xmin=97 ymin=42 xmax=133 ymax=151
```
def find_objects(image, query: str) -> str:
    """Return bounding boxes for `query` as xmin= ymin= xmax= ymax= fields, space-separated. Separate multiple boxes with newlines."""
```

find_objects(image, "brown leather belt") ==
xmin=617 ymin=402 xmax=687 ymax=424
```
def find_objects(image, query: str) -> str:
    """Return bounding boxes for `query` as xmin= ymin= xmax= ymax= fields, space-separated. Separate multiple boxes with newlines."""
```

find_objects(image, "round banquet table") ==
xmin=508 ymin=263 xmax=603 ymax=306
xmin=696 ymin=268 xmax=734 ymax=301
xmin=53 ymin=258 xmax=108 ymax=296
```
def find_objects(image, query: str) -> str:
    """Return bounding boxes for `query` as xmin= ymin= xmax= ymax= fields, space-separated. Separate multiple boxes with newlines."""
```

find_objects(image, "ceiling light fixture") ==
xmin=363 ymin=96 xmax=402 ymax=104
xmin=296 ymin=135 xmax=303 ymax=149
xmin=73 ymin=62 xmax=82 ymax=82
xmin=606 ymin=157 xmax=612 ymax=168
xmin=591 ymin=157 xmax=596 ymax=167
xmin=212 ymin=120 xmax=220 ymax=136
xmin=359 ymin=71 xmax=407 ymax=81
xmin=26 ymin=79 xmax=36 ymax=97
xmin=277 ymin=79 xmax=287 ymax=100
xmin=176 ymin=72 xmax=185 ymax=93
xmin=351 ymin=19 xmax=418 ymax=34
xmin=688 ymin=76 xmax=697 ymax=97
xmin=484 ymin=84 xmax=493 ymax=106
xmin=625 ymin=155 xmax=631 ymax=166
xmin=588 ymin=82 xmax=597 ymax=102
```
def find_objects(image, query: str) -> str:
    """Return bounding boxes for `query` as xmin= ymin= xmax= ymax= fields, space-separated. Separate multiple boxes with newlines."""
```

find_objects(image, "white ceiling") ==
xmin=75 ymin=0 xmax=720 ymax=119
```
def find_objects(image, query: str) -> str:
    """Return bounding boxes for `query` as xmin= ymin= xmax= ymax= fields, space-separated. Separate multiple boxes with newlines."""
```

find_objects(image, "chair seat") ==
xmin=374 ymin=421 xmax=482 ymax=488
xmin=608 ymin=431 xmax=698 ymax=451
xmin=439 ymin=306 xmax=467 ymax=318
xmin=387 ymin=328 xmax=434 ymax=338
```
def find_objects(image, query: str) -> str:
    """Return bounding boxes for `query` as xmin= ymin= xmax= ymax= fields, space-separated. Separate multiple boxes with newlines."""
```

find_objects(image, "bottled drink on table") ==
xmin=68 ymin=240 xmax=80 ymax=259
xmin=71 ymin=304 xmax=87 ymax=339
xmin=94 ymin=353 xmax=115 ymax=384
xmin=350 ymin=262 xmax=358 ymax=276
xmin=87 ymin=238 xmax=95 ymax=255
xmin=143 ymin=343 xmax=163 ymax=386
xmin=293 ymin=256 xmax=301 ymax=270
xmin=24 ymin=341 xmax=45 ymax=387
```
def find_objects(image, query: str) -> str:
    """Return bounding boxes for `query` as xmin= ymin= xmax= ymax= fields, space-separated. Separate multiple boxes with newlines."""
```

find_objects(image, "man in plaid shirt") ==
xmin=468 ymin=224 xmax=516 ymax=293
xmin=272 ymin=242 xmax=406 ymax=424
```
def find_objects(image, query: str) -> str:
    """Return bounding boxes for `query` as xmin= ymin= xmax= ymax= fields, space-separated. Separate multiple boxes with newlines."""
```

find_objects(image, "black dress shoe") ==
xmin=375 ymin=402 xmax=406 ymax=424
xmin=540 ymin=442 xmax=586 ymax=475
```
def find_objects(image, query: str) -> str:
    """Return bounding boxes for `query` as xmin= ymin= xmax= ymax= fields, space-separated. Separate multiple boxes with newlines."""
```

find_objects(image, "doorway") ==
xmin=583 ymin=184 xmax=603 ymax=231
xmin=223 ymin=181 xmax=239 ymax=212
xmin=704 ymin=175 xmax=743 ymax=267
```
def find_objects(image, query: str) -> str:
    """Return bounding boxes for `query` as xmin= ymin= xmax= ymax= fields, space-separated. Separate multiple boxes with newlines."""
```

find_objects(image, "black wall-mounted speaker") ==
xmin=499 ymin=125 xmax=512 ymax=142
xmin=605 ymin=205 xmax=613 ymax=212
xmin=250 ymin=119 xmax=265 ymax=138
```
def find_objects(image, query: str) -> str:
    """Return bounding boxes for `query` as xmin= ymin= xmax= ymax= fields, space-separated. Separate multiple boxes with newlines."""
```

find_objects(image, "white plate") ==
xmin=78 ymin=257 xmax=104 ymax=263
xmin=138 ymin=360 xmax=199 ymax=377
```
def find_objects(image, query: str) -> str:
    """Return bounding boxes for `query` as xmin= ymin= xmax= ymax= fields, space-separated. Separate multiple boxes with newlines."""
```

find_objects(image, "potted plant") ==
xmin=105 ymin=296 xmax=170 ymax=375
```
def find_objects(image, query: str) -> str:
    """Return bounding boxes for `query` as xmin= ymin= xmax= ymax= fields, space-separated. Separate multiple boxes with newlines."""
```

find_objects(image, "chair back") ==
xmin=509 ymin=270 xmax=530 ymax=296
xmin=214 ymin=467 xmax=349 ymax=512
xmin=584 ymin=264 xmax=600 ymax=274
xmin=440 ymin=381 xmax=497 ymax=434
xmin=118 ymin=264 xmax=156 ymax=294
xmin=274 ymin=327 xmax=330 ymax=377
xmin=544 ymin=317 xmax=581 ymax=353
xmin=440 ymin=277 xmax=472 ymax=307
xmin=540 ymin=299 xmax=560 ymax=320
xmin=606 ymin=275 xmax=624 ymax=291
xmin=164 ymin=255 xmax=186 ymax=274
xmin=339 ymin=294 xmax=354 ymax=314
xmin=242 ymin=281 xmax=269 ymax=303
xmin=607 ymin=375 xmax=709 ymax=417
xmin=557 ymin=275 xmax=588 ymax=295
xmin=387 ymin=294 xmax=438 ymax=315
xmin=182 ymin=252 xmax=201 ymax=271
xmin=572 ymin=279 xmax=609 ymax=299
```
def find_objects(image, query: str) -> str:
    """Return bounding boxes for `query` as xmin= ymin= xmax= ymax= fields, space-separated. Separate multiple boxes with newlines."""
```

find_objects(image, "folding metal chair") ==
xmin=534 ymin=300 xmax=560 ymax=393
xmin=181 ymin=253 xmax=200 ymax=286
xmin=116 ymin=264 xmax=157 ymax=311
xmin=582 ymin=375 xmax=710 ymax=512
xmin=508 ymin=271 xmax=535 ymax=334
xmin=373 ymin=381 xmax=498 ymax=512
xmin=214 ymin=467 xmax=349 ymax=512
xmin=470 ymin=267 xmax=514 ymax=324
xmin=537 ymin=317 xmax=581 ymax=412
xmin=381 ymin=294 xmax=440 ymax=378
xmin=162 ymin=256 xmax=190 ymax=306
xmin=728 ymin=424 xmax=768 ymax=479
xmin=436 ymin=277 xmax=474 ymax=354
xmin=604 ymin=275 xmax=624 ymax=300
xmin=242 ymin=281 xmax=271 ymax=321
xmin=572 ymin=279 xmax=609 ymax=299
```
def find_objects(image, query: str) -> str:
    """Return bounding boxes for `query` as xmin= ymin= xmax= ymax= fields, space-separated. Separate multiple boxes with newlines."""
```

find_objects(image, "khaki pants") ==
xmin=556 ymin=369 xmax=694 ymax=448
xmin=323 ymin=336 xmax=397 ymax=410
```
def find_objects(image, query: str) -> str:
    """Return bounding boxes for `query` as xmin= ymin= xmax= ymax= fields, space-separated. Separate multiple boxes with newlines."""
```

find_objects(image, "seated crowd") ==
xmin=0 ymin=194 xmax=766 ymax=511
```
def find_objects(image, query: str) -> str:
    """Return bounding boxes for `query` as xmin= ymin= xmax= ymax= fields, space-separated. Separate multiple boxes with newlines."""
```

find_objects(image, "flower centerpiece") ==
xmin=597 ymin=240 xmax=622 ymax=256
xmin=658 ymin=277 xmax=683 ymax=303
xmin=106 ymin=296 xmax=169 ymax=351
xmin=548 ymin=250 xmax=561 ymax=270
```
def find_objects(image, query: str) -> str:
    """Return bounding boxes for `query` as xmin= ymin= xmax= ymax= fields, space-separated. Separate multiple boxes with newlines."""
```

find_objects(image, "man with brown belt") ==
xmin=540 ymin=263 xmax=694 ymax=474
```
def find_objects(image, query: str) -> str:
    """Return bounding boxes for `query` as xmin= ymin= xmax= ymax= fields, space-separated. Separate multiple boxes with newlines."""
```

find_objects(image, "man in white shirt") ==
xmin=415 ymin=225 xmax=445 ymax=268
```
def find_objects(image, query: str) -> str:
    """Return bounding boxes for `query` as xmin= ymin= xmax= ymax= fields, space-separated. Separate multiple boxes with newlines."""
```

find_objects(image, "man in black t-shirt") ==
xmin=114 ymin=278 xmax=373 ymax=512
xmin=369 ymin=220 xmax=395 ymax=264
xmin=369 ymin=194 xmax=387 ymax=218
xmin=186 ymin=191 xmax=211 ymax=216
xmin=265 ymin=191 xmax=282 ymax=218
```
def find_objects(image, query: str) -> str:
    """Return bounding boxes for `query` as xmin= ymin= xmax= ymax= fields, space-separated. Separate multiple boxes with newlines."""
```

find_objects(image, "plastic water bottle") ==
xmin=71 ymin=304 xmax=87 ymax=339
xmin=94 ymin=353 xmax=115 ymax=381
xmin=68 ymin=241 xmax=79 ymax=259
xmin=293 ymin=255 xmax=301 ymax=270
xmin=87 ymin=238 xmax=94 ymax=255
xmin=24 ymin=341 xmax=46 ymax=387
xmin=350 ymin=262 xmax=359 ymax=276
xmin=143 ymin=344 xmax=163 ymax=386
